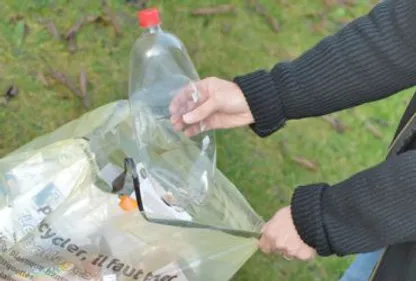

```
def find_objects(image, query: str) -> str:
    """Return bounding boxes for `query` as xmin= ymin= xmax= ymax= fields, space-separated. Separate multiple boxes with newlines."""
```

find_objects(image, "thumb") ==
xmin=183 ymin=98 xmax=217 ymax=125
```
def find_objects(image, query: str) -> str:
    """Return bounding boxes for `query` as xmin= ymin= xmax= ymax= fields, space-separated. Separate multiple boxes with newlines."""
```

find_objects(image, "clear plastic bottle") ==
xmin=128 ymin=8 xmax=216 ymax=211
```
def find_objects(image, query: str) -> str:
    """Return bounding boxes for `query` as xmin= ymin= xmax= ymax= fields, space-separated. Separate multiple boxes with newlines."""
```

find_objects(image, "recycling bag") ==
xmin=0 ymin=100 xmax=264 ymax=281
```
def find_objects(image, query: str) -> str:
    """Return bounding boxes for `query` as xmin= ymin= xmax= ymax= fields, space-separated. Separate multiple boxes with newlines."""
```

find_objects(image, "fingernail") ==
xmin=183 ymin=113 xmax=192 ymax=124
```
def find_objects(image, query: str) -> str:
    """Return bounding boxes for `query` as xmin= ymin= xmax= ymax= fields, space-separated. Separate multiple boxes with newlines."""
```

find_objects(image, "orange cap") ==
xmin=119 ymin=195 xmax=139 ymax=212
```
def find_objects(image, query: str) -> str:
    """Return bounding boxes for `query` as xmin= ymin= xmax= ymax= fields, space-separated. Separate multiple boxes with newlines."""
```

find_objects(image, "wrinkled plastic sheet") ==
xmin=0 ymin=100 xmax=264 ymax=281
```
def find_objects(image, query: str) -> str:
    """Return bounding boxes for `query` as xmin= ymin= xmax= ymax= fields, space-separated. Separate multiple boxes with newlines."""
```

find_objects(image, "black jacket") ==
xmin=234 ymin=0 xmax=416 ymax=280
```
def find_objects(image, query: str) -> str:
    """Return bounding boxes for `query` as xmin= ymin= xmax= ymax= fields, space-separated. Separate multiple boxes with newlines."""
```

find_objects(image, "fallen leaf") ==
xmin=292 ymin=156 xmax=319 ymax=172
xmin=264 ymin=14 xmax=280 ymax=33
xmin=253 ymin=2 xmax=281 ymax=33
xmin=4 ymin=85 xmax=19 ymax=99
xmin=103 ymin=6 xmax=122 ymax=36
xmin=44 ymin=20 xmax=61 ymax=40
xmin=321 ymin=115 xmax=348 ymax=133
xmin=67 ymin=34 xmax=77 ymax=54
xmin=79 ymin=69 xmax=90 ymax=108
xmin=85 ymin=15 xmax=101 ymax=24
xmin=254 ymin=2 xmax=266 ymax=14
xmin=65 ymin=13 xmax=121 ymax=41
xmin=63 ymin=16 xmax=95 ymax=54
xmin=191 ymin=4 xmax=236 ymax=16
xmin=126 ymin=0 xmax=149 ymax=9
xmin=370 ymin=117 xmax=390 ymax=128
xmin=9 ymin=14 xmax=24 ymax=24
xmin=365 ymin=121 xmax=383 ymax=139
xmin=65 ymin=18 xmax=86 ymax=40
xmin=49 ymin=70 xmax=83 ymax=100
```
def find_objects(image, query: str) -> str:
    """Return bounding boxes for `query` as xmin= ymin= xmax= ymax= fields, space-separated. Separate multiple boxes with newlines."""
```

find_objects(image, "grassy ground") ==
xmin=0 ymin=0 xmax=415 ymax=280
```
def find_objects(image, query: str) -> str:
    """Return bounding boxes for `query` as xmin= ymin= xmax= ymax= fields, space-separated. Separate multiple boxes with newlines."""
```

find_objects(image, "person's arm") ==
xmin=234 ymin=0 xmax=416 ymax=137
xmin=292 ymin=148 xmax=416 ymax=256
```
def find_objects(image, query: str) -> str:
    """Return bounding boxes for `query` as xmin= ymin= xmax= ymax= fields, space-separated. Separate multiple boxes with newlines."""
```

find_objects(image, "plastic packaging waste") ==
xmin=0 ymin=100 xmax=264 ymax=281
xmin=128 ymin=8 xmax=216 ymax=211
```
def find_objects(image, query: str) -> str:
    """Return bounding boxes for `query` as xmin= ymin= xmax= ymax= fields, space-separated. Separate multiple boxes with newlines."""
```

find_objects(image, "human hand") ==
xmin=169 ymin=77 xmax=254 ymax=137
xmin=259 ymin=206 xmax=317 ymax=261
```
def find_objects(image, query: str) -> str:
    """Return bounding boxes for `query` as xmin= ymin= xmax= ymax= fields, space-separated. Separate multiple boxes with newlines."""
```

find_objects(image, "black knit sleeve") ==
xmin=234 ymin=0 xmax=416 ymax=137
xmin=291 ymin=149 xmax=416 ymax=257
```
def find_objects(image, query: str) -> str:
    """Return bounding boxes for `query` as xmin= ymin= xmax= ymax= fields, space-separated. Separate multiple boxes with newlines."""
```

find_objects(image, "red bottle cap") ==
xmin=137 ymin=8 xmax=161 ymax=28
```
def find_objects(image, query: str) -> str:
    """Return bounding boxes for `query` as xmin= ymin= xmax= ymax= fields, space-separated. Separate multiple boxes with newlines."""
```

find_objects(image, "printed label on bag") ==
xmin=103 ymin=274 xmax=118 ymax=281
xmin=0 ymin=221 xmax=190 ymax=281
xmin=0 ymin=153 xmax=91 ymax=253
xmin=153 ymin=263 xmax=189 ymax=281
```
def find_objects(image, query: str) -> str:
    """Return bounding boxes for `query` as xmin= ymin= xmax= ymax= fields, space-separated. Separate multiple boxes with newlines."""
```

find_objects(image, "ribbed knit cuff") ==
xmin=291 ymin=183 xmax=333 ymax=256
xmin=233 ymin=70 xmax=286 ymax=138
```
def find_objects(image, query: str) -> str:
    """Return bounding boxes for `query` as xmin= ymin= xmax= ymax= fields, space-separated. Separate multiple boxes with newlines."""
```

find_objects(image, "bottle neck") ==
xmin=145 ymin=25 xmax=162 ymax=34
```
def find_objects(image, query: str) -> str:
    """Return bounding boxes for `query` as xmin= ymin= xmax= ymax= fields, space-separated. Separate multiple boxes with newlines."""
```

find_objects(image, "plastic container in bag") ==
xmin=128 ymin=8 xmax=216 ymax=211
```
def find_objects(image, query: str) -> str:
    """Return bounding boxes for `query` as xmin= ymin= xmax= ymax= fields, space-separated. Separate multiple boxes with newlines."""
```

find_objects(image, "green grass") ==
xmin=0 ymin=0 xmax=414 ymax=280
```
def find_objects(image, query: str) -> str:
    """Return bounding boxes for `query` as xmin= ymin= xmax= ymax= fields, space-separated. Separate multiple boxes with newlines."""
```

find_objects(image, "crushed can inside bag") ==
xmin=0 ymin=7 xmax=264 ymax=281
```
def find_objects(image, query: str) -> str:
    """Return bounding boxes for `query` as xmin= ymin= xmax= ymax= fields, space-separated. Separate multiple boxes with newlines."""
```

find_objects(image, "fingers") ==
xmin=258 ymin=222 xmax=280 ymax=254
xmin=257 ymin=206 xmax=317 ymax=261
xmin=170 ymin=96 xmax=198 ymax=128
xmin=182 ymin=115 xmax=217 ymax=137
xmin=258 ymin=236 xmax=273 ymax=255
xmin=259 ymin=230 xmax=315 ymax=261
xmin=169 ymin=83 xmax=196 ymax=117
xmin=169 ymin=80 xmax=209 ymax=117
xmin=171 ymin=97 xmax=217 ymax=137
xmin=169 ymin=80 xmax=213 ymax=135
xmin=295 ymin=247 xmax=317 ymax=261
xmin=171 ymin=99 xmax=197 ymax=131
xmin=182 ymin=97 xmax=217 ymax=125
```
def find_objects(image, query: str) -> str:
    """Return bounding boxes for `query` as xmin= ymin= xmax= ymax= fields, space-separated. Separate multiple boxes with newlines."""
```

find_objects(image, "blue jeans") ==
xmin=339 ymin=250 xmax=383 ymax=281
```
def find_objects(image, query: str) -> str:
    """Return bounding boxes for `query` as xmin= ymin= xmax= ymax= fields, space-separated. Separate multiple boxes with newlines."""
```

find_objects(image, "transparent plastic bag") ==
xmin=0 ymin=100 xmax=264 ymax=281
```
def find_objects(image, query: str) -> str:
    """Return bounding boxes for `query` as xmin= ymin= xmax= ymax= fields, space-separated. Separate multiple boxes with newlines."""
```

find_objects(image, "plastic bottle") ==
xmin=128 ymin=8 xmax=216 ymax=212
